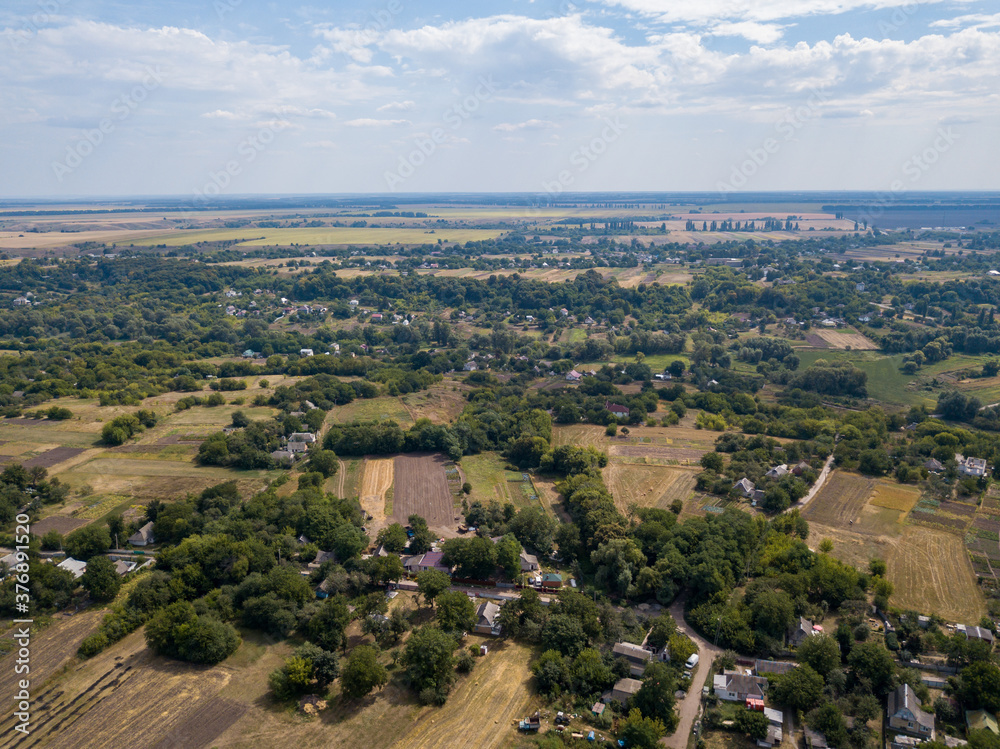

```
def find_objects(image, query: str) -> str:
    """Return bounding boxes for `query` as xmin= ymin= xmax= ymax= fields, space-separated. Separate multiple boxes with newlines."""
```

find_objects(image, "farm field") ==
xmin=552 ymin=424 xmax=718 ymax=457
xmin=808 ymin=329 xmax=878 ymax=350
xmin=359 ymin=458 xmax=394 ymax=527
xmin=458 ymin=452 xmax=514 ymax=506
xmin=128 ymin=227 xmax=508 ymax=247
xmin=327 ymin=396 xmax=414 ymax=428
xmin=392 ymin=454 xmax=456 ymax=528
xmin=868 ymin=482 xmax=922 ymax=513
xmin=887 ymin=526 xmax=986 ymax=622
xmin=392 ymin=638 xmax=536 ymax=749
xmin=400 ymin=380 xmax=470 ymax=423
xmin=801 ymin=471 xmax=876 ymax=526
xmin=604 ymin=461 xmax=698 ymax=513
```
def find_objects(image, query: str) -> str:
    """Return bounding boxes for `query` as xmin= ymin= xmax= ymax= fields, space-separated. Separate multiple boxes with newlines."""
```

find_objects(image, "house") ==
xmin=308 ymin=550 xmax=336 ymax=570
xmin=349 ymin=299 xmax=359 ymax=307
xmin=519 ymin=550 xmax=539 ymax=572
xmin=287 ymin=441 xmax=310 ymax=454
xmin=271 ymin=450 xmax=295 ymax=466
xmin=403 ymin=552 xmax=451 ymax=575
xmin=964 ymin=625 xmax=995 ymax=646
xmin=541 ymin=572 xmax=563 ymax=589
xmin=856 ymin=282 xmax=866 ymax=292
xmin=463 ymin=362 xmax=478 ymax=372
xmin=113 ymin=559 xmax=137 ymax=576
xmin=289 ymin=432 xmax=317 ymax=444
xmin=299 ymin=348 xmax=314 ymax=357
xmin=734 ymin=478 xmax=756 ymax=498
xmin=766 ymin=464 xmax=789 ymax=479
xmin=612 ymin=642 xmax=654 ymax=677
xmin=605 ymin=402 xmax=630 ymax=419
xmin=791 ymin=461 xmax=812 ymax=476
xmin=888 ymin=684 xmax=935 ymax=740
xmin=924 ymin=459 xmax=944 ymax=473
xmin=804 ymin=728 xmax=829 ymax=749
xmin=474 ymin=600 xmax=503 ymax=636
xmin=565 ymin=370 xmax=582 ymax=382
xmin=607 ymin=677 xmax=642 ymax=705
xmin=713 ymin=671 xmax=767 ymax=702
xmin=12 ymin=296 xmax=31 ymax=307
xmin=789 ymin=617 xmax=814 ymax=647
xmin=57 ymin=557 xmax=87 ymax=579
xmin=966 ymin=710 xmax=999 ymax=735
xmin=129 ymin=521 xmax=155 ymax=547
xmin=957 ymin=455 xmax=989 ymax=478
xmin=758 ymin=709 xmax=783 ymax=748
xmin=371 ymin=313 xmax=383 ymax=322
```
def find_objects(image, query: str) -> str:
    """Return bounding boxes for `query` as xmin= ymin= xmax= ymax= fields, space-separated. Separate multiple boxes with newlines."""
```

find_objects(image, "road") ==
xmin=663 ymin=597 xmax=722 ymax=749
xmin=787 ymin=452 xmax=835 ymax=513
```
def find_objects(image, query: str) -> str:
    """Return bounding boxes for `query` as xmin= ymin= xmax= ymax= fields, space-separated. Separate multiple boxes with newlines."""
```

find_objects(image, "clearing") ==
xmin=807 ymin=329 xmax=879 ymax=350
xmin=604 ymin=462 xmax=698 ymax=513
xmin=391 ymin=639 xmax=536 ymax=749
xmin=458 ymin=452 xmax=514 ymax=507
xmin=360 ymin=458 xmax=394 ymax=527
xmin=392 ymin=454 xmax=456 ymax=528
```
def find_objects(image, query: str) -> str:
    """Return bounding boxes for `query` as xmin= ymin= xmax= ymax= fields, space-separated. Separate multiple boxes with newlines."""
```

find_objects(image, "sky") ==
xmin=1 ymin=0 xmax=999 ymax=197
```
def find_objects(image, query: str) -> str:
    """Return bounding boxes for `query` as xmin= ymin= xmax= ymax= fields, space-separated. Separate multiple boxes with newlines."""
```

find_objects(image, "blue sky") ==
xmin=1 ymin=0 xmax=998 ymax=196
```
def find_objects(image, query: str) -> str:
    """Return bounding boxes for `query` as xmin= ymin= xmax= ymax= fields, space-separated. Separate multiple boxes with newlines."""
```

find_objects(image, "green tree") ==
xmin=376 ymin=523 xmax=408 ymax=553
xmin=541 ymin=614 xmax=587 ymax=657
xmin=848 ymin=640 xmax=896 ymax=696
xmin=797 ymin=635 xmax=841 ymax=677
xmin=402 ymin=626 xmax=457 ymax=702
xmin=307 ymin=596 xmax=351 ymax=652
xmin=494 ymin=534 xmax=522 ymax=578
xmin=416 ymin=569 xmax=451 ymax=607
xmin=632 ymin=662 xmax=678 ymax=730
xmin=735 ymin=707 xmax=769 ymax=741
xmin=435 ymin=590 xmax=476 ymax=632
xmin=959 ymin=661 xmax=1000 ymax=713
xmin=571 ymin=648 xmax=614 ymax=696
xmin=81 ymin=555 xmax=121 ymax=602
xmin=647 ymin=615 xmax=678 ymax=651
xmin=591 ymin=538 xmax=645 ymax=597
xmin=772 ymin=664 xmax=824 ymax=711
xmin=619 ymin=708 xmax=666 ymax=749
xmin=341 ymin=644 xmax=388 ymax=699
xmin=64 ymin=524 xmax=111 ymax=560
xmin=308 ymin=449 xmax=340 ymax=478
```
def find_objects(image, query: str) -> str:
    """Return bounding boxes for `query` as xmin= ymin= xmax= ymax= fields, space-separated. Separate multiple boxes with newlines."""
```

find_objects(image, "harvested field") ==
xmin=808 ymin=329 xmax=878 ymax=350
xmin=392 ymin=454 xmax=455 ymax=527
xmin=938 ymin=500 xmax=978 ymax=517
xmin=802 ymin=472 xmax=875 ymax=526
xmin=328 ymin=396 xmax=414 ymax=427
xmin=609 ymin=445 xmax=708 ymax=464
xmin=21 ymin=446 xmax=88 ymax=469
xmin=909 ymin=511 xmax=970 ymax=532
xmin=605 ymin=462 xmax=698 ymax=513
xmin=868 ymin=483 xmax=921 ymax=513
xmin=392 ymin=639 xmax=536 ymax=749
xmin=888 ymin=525 xmax=986 ymax=622
xmin=360 ymin=458 xmax=394 ymax=526
xmin=30 ymin=515 xmax=89 ymax=536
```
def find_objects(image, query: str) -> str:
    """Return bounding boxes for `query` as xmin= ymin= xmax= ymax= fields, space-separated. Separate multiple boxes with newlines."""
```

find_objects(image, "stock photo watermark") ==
xmin=50 ymin=66 xmax=164 ymax=183
xmin=716 ymin=88 xmax=830 ymax=194
xmin=542 ymin=116 xmax=627 ymax=196
xmin=191 ymin=117 xmax=292 ymax=202
xmin=384 ymin=76 xmax=497 ymax=190
xmin=8 ymin=0 xmax=72 ymax=50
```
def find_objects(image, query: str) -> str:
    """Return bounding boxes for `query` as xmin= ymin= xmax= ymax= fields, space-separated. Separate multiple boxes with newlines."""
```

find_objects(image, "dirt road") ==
xmin=663 ymin=598 xmax=722 ymax=749
xmin=788 ymin=453 xmax=835 ymax=513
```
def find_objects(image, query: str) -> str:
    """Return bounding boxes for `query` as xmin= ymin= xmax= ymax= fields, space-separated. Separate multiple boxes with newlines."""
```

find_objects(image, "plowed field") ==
xmin=392 ymin=454 xmax=455 ymax=527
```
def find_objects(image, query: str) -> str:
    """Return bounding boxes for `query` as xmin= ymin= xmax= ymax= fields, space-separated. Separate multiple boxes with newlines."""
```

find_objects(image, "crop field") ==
xmin=458 ymin=452 xmax=514 ymax=506
xmin=887 ymin=526 xmax=986 ymax=622
xmin=868 ymin=482 xmax=922 ymax=513
xmin=400 ymin=380 xmax=471 ymax=423
xmin=21 ymin=446 xmax=88 ymax=469
xmin=129 ymin=227 xmax=508 ymax=247
xmin=392 ymin=454 xmax=456 ymax=527
xmin=393 ymin=639 xmax=536 ymax=749
xmin=605 ymin=461 xmax=698 ymax=513
xmin=552 ymin=424 xmax=719 ymax=457
xmin=802 ymin=472 xmax=876 ymax=526
xmin=359 ymin=458 xmax=394 ymax=527
xmin=808 ymin=329 xmax=879 ymax=350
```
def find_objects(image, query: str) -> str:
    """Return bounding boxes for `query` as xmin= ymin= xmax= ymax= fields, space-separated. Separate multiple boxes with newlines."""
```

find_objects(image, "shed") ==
xmin=128 ymin=521 xmax=155 ymax=547
xmin=608 ymin=678 xmax=642 ymax=705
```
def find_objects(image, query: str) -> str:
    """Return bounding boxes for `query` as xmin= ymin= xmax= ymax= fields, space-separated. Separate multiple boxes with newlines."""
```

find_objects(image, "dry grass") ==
xmin=390 ymin=638 xmax=536 ymax=749
xmin=887 ymin=526 xmax=986 ymax=622
xmin=802 ymin=472 xmax=876 ymax=526
xmin=869 ymin=482 xmax=922 ymax=513
xmin=360 ymin=458 xmax=394 ymax=526
xmin=457 ymin=452 xmax=513 ymax=507
xmin=605 ymin=461 xmax=698 ymax=513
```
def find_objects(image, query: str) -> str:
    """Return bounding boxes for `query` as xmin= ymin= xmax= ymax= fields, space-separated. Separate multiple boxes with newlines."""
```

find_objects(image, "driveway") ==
xmin=788 ymin=453 xmax=835 ymax=513
xmin=663 ymin=597 xmax=722 ymax=749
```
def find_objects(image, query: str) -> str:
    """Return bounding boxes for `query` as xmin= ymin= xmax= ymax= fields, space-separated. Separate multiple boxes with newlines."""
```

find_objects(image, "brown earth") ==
xmin=392 ymin=454 xmax=456 ymax=528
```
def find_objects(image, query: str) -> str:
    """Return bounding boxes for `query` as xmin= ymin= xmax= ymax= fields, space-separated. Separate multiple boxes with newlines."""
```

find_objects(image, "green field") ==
xmin=458 ymin=452 xmax=511 ymax=506
xmin=327 ymin=396 xmax=413 ymax=426
xmin=128 ymin=227 xmax=507 ymax=247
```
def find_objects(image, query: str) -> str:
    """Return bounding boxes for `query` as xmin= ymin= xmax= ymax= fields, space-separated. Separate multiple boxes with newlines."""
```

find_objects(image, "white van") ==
xmin=685 ymin=653 xmax=699 ymax=669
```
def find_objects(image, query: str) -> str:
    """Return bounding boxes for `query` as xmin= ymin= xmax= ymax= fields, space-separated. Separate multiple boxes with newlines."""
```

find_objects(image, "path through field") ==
xmin=789 ymin=454 xmax=835 ymax=512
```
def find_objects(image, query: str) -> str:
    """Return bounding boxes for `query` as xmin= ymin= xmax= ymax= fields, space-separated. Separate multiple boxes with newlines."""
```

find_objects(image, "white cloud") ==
xmin=377 ymin=100 xmax=415 ymax=111
xmin=493 ymin=119 xmax=558 ymax=131
xmin=930 ymin=12 xmax=1000 ymax=30
xmin=709 ymin=21 xmax=787 ymax=44
xmin=344 ymin=118 xmax=410 ymax=127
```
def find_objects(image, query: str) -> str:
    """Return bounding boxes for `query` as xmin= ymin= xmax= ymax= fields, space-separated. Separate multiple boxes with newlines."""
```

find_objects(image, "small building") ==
xmin=289 ymin=432 xmax=317 ymax=444
xmin=371 ymin=313 xmax=383 ymax=322
xmin=713 ymin=671 xmax=767 ymax=702
xmin=966 ymin=710 xmax=999 ymax=735
xmin=474 ymin=600 xmax=502 ymax=636
xmin=791 ymin=461 xmax=812 ymax=476
xmin=540 ymin=572 xmax=563 ymax=589
xmin=463 ymin=362 xmax=478 ymax=372
xmin=965 ymin=626 xmax=995 ymax=646
xmin=129 ymin=521 xmax=155 ymax=547
xmin=605 ymin=402 xmax=630 ymax=419
xmin=299 ymin=348 xmax=314 ymax=357
xmin=804 ymin=728 xmax=829 ymax=749
xmin=565 ymin=370 xmax=582 ymax=382
xmin=113 ymin=559 xmax=137 ymax=576
xmin=349 ymin=299 xmax=359 ymax=306
xmin=888 ymin=683 xmax=935 ymax=740
xmin=956 ymin=454 xmax=989 ymax=478
xmin=754 ymin=660 xmax=796 ymax=677
xmin=612 ymin=642 xmax=654 ymax=677
xmin=58 ymin=557 xmax=87 ymax=579
xmin=403 ymin=552 xmax=451 ymax=575
xmin=734 ymin=478 xmax=755 ymax=498
xmin=607 ymin=677 xmax=642 ymax=705
xmin=789 ymin=617 xmax=814 ymax=647
xmin=758 ymin=709 xmax=783 ymax=748
xmin=271 ymin=450 xmax=295 ymax=466
xmin=766 ymin=464 xmax=789 ymax=479
xmin=287 ymin=441 xmax=310 ymax=454
xmin=924 ymin=459 xmax=944 ymax=474
xmin=519 ymin=550 xmax=540 ymax=572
